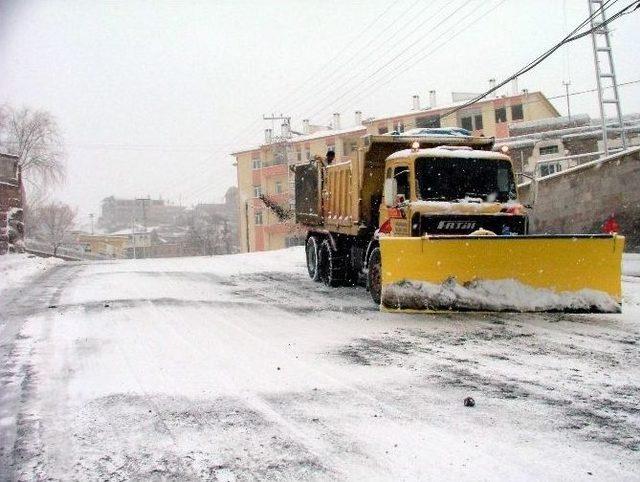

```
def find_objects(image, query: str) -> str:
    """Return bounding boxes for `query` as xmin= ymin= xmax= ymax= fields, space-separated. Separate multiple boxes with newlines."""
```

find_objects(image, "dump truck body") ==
xmin=294 ymin=129 xmax=624 ymax=313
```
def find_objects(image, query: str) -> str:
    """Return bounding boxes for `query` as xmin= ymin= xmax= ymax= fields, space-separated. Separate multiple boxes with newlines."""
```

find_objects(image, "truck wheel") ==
xmin=306 ymin=236 xmax=321 ymax=282
xmin=319 ymin=239 xmax=345 ymax=287
xmin=367 ymin=247 xmax=382 ymax=305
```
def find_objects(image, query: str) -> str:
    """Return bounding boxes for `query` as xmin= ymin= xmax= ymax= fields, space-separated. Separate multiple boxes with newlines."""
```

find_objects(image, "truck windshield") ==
xmin=415 ymin=156 xmax=517 ymax=202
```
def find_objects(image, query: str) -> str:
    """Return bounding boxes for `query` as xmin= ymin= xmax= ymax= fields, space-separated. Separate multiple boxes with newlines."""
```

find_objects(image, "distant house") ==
xmin=0 ymin=153 xmax=23 ymax=254
xmin=98 ymin=196 xmax=186 ymax=232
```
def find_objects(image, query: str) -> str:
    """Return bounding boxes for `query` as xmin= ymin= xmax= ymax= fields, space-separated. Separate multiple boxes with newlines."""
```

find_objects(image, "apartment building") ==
xmin=233 ymin=90 xmax=560 ymax=252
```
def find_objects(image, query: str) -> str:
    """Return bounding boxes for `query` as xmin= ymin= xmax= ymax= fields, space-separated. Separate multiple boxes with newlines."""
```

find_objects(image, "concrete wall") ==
xmin=0 ymin=154 xmax=23 ymax=254
xmin=519 ymin=147 xmax=640 ymax=251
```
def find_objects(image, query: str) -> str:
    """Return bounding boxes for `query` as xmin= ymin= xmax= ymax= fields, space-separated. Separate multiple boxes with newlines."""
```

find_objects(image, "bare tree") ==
xmin=35 ymin=202 xmax=76 ymax=256
xmin=0 ymin=105 xmax=66 ymax=194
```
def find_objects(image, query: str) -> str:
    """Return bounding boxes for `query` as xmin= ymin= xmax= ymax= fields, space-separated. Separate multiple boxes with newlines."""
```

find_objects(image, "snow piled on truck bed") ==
xmin=382 ymin=278 xmax=620 ymax=313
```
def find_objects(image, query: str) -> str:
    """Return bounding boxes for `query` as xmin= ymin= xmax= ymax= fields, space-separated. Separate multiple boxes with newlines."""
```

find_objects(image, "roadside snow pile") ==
xmin=0 ymin=253 xmax=64 ymax=296
xmin=623 ymin=253 xmax=640 ymax=277
xmin=382 ymin=278 xmax=620 ymax=313
xmin=112 ymin=246 xmax=306 ymax=277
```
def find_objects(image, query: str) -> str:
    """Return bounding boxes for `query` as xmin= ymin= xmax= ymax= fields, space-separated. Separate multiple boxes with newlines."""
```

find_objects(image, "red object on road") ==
xmin=602 ymin=214 xmax=620 ymax=234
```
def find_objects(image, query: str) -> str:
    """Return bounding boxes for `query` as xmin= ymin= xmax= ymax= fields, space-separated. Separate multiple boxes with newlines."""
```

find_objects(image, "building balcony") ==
xmin=252 ymin=163 xmax=288 ymax=184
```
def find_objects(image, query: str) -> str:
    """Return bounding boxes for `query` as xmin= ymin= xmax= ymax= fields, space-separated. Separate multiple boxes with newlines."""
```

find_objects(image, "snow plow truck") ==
xmin=293 ymin=128 xmax=624 ymax=313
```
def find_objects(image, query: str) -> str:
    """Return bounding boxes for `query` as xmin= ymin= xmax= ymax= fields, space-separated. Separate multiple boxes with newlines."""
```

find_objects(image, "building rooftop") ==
xmin=230 ymin=124 xmax=367 ymax=155
xmin=231 ymin=91 xmax=554 ymax=156
xmin=362 ymin=91 xmax=550 ymax=125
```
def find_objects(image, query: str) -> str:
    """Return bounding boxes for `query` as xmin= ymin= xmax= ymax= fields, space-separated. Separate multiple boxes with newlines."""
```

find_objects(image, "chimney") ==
xmin=332 ymin=113 xmax=341 ymax=130
xmin=412 ymin=95 xmax=420 ymax=110
xmin=429 ymin=90 xmax=436 ymax=108
xmin=354 ymin=110 xmax=362 ymax=125
xmin=264 ymin=128 xmax=272 ymax=144
xmin=511 ymin=77 xmax=518 ymax=95
xmin=281 ymin=122 xmax=291 ymax=138
xmin=489 ymin=78 xmax=497 ymax=96
xmin=302 ymin=119 xmax=310 ymax=134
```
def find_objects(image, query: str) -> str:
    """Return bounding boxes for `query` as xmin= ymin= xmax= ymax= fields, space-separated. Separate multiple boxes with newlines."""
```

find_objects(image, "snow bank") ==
xmin=623 ymin=253 xmax=640 ymax=277
xmin=0 ymin=253 xmax=64 ymax=296
xmin=382 ymin=278 xmax=620 ymax=313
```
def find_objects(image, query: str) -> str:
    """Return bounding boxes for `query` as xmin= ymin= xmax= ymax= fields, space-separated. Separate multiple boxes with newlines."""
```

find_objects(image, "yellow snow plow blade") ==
xmin=379 ymin=235 xmax=624 ymax=313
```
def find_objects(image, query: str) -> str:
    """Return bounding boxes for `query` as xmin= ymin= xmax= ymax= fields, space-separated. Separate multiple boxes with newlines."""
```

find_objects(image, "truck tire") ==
xmin=319 ymin=239 xmax=346 ymax=287
xmin=367 ymin=247 xmax=382 ymax=305
xmin=306 ymin=236 xmax=321 ymax=282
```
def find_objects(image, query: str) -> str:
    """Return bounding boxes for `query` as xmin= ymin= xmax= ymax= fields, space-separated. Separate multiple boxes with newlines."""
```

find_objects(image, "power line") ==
xmin=434 ymin=0 xmax=629 ymax=123
xmin=332 ymin=0 xmax=507 ymax=116
xmin=303 ymin=0 xmax=473 ymax=122
xmin=282 ymin=0 xmax=443 ymax=120
xmin=224 ymin=0 xmax=411 ymax=148
xmin=177 ymin=78 xmax=640 ymax=204
xmin=181 ymin=1 xmax=638 ymax=202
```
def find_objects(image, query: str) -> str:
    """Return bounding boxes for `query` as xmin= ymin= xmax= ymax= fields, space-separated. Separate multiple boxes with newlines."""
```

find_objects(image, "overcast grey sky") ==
xmin=1 ymin=0 xmax=639 ymax=223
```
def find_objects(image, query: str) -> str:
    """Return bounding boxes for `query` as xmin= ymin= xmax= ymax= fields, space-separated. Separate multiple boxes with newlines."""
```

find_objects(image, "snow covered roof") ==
xmin=231 ymin=91 xmax=554 ymax=155
xmin=230 ymin=125 xmax=366 ymax=155
xmin=363 ymin=92 xmax=548 ymax=124
xmin=398 ymin=127 xmax=472 ymax=137
xmin=387 ymin=147 xmax=510 ymax=161
xmin=508 ymin=114 xmax=591 ymax=136
xmin=110 ymin=225 xmax=158 ymax=235
xmin=496 ymin=115 xmax=640 ymax=149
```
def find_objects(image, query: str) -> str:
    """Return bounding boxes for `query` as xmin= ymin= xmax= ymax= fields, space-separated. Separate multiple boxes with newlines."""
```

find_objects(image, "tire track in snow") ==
xmin=139 ymin=272 xmax=349 ymax=479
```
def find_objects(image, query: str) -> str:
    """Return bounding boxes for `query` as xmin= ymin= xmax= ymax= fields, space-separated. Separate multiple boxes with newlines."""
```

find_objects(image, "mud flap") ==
xmin=379 ymin=235 xmax=624 ymax=313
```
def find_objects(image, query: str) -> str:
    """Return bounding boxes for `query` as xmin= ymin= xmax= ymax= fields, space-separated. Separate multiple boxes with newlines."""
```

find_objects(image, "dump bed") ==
xmin=294 ymin=132 xmax=495 ymax=235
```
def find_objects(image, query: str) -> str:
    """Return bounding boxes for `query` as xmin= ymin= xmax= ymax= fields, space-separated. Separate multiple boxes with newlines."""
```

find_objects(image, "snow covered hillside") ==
xmin=1 ymin=248 xmax=638 ymax=480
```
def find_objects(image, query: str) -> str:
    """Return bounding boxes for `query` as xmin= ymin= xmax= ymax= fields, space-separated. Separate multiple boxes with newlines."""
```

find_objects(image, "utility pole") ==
xmin=563 ymin=80 xmax=572 ymax=120
xmin=131 ymin=217 xmax=137 ymax=259
xmin=244 ymin=200 xmax=250 ymax=252
xmin=89 ymin=213 xmax=94 ymax=235
xmin=588 ymin=0 xmax=627 ymax=156
xmin=136 ymin=197 xmax=151 ymax=231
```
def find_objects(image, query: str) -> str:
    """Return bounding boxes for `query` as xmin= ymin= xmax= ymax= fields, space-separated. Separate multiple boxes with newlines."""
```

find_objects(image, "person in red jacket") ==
xmin=602 ymin=213 xmax=620 ymax=234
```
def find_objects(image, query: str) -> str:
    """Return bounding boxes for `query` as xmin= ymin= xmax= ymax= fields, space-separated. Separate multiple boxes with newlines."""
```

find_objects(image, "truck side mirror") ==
xmin=383 ymin=178 xmax=396 ymax=207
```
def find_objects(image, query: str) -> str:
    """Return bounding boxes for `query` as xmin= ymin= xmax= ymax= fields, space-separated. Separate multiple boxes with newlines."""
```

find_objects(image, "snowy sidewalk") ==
xmin=0 ymin=253 xmax=64 ymax=299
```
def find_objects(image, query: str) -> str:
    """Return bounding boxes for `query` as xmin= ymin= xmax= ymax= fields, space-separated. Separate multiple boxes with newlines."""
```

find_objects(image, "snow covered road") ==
xmin=1 ymin=248 xmax=639 ymax=480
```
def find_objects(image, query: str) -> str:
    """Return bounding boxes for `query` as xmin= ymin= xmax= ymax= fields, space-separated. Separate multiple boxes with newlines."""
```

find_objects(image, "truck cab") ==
xmin=378 ymin=145 xmax=527 ymax=237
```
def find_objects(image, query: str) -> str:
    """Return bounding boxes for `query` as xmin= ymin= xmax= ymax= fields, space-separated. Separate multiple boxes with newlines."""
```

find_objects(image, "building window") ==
xmin=274 ymin=181 xmax=283 ymax=194
xmin=495 ymin=107 xmax=507 ymax=123
xmin=253 ymin=185 xmax=262 ymax=198
xmin=305 ymin=149 xmax=310 ymax=160
xmin=539 ymin=145 xmax=559 ymax=156
xmin=416 ymin=116 xmax=441 ymax=128
xmin=252 ymin=158 xmax=262 ymax=170
xmin=460 ymin=112 xmax=483 ymax=132
xmin=378 ymin=126 xmax=388 ymax=134
xmin=539 ymin=162 xmax=562 ymax=177
xmin=296 ymin=150 xmax=302 ymax=162
xmin=326 ymin=144 xmax=335 ymax=154
xmin=350 ymin=141 xmax=358 ymax=153
xmin=254 ymin=212 xmax=263 ymax=225
xmin=474 ymin=114 xmax=484 ymax=130
xmin=511 ymin=104 xmax=524 ymax=121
